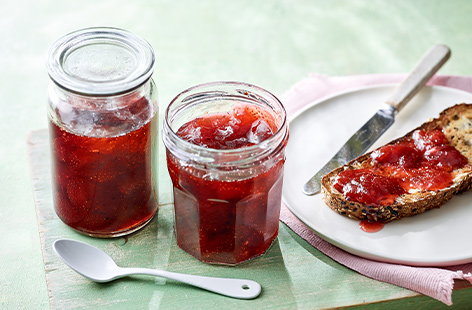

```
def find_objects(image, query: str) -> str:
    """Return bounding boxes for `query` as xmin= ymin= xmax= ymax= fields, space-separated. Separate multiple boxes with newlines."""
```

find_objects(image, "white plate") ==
xmin=282 ymin=84 xmax=472 ymax=266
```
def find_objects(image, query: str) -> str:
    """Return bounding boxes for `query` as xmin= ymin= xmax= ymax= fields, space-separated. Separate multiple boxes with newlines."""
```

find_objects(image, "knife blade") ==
xmin=303 ymin=44 xmax=451 ymax=196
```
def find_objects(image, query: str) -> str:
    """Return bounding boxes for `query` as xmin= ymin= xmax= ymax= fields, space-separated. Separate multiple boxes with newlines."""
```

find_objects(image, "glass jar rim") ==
xmin=47 ymin=27 xmax=155 ymax=96
xmin=163 ymin=81 xmax=288 ymax=167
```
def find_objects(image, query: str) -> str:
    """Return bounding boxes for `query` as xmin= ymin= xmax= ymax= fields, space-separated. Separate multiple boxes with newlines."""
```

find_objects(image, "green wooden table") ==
xmin=2 ymin=1 xmax=472 ymax=308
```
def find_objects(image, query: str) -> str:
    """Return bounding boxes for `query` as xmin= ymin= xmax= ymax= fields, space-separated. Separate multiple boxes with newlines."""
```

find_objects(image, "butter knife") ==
xmin=303 ymin=44 xmax=451 ymax=196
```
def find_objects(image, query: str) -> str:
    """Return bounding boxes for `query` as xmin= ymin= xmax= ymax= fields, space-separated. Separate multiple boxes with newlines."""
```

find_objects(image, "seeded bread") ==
xmin=321 ymin=103 xmax=472 ymax=223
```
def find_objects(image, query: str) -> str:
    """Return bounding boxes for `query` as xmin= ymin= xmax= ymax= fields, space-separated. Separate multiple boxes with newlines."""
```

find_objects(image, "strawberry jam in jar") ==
xmin=163 ymin=82 xmax=288 ymax=265
xmin=47 ymin=28 xmax=158 ymax=237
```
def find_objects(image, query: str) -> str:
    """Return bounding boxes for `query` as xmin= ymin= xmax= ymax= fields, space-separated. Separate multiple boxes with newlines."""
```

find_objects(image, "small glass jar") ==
xmin=163 ymin=81 xmax=288 ymax=265
xmin=47 ymin=27 xmax=158 ymax=238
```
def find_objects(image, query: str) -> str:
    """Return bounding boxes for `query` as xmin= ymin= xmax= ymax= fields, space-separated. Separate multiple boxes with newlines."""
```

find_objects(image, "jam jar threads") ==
xmin=163 ymin=82 xmax=289 ymax=265
xmin=47 ymin=28 xmax=158 ymax=237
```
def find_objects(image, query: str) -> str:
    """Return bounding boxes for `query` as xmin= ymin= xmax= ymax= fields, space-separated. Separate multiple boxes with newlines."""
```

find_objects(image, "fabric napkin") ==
xmin=279 ymin=73 xmax=472 ymax=306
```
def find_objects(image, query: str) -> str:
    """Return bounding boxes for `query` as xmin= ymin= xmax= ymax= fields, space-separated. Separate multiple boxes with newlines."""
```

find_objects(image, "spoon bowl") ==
xmin=53 ymin=239 xmax=120 ymax=282
xmin=53 ymin=239 xmax=262 ymax=299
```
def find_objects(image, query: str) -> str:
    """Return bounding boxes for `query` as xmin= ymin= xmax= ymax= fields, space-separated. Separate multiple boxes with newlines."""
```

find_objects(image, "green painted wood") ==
xmin=29 ymin=130 xmax=472 ymax=309
xmin=3 ymin=0 xmax=472 ymax=309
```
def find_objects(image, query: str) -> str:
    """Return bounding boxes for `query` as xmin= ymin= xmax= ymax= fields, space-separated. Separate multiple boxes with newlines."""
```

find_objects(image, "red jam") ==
xmin=333 ymin=169 xmax=405 ymax=206
xmin=50 ymin=98 xmax=157 ymax=236
xmin=167 ymin=104 xmax=285 ymax=265
xmin=412 ymin=129 xmax=449 ymax=150
xmin=359 ymin=220 xmax=385 ymax=233
xmin=424 ymin=145 xmax=468 ymax=170
xmin=334 ymin=129 xmax=468 ymax=206
xmin=176 ymin=105 xmax=277 ymax=149
xmin=371 ymin=143 xmax=422 ymax=168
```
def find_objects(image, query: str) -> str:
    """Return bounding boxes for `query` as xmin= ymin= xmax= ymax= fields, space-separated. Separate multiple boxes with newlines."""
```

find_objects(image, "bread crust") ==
xmin=321 ymin=103 xmax=472 ymax=223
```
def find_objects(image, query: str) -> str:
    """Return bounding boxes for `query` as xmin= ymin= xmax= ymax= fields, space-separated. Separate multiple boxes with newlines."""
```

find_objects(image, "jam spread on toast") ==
xmin=333 ymin=169 xmax=405 ymax=206
xmin=333 ymin=129 xmax=468 ymax=207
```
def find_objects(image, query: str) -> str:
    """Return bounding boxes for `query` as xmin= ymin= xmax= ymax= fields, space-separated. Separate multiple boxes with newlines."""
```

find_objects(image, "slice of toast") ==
xmin=321 ymin=103 xmax=472 ymax=223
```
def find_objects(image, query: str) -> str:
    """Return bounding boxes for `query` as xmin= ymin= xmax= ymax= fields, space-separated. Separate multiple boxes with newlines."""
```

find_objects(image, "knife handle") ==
xmin=386 ymin=44 xmax=450 ymax=112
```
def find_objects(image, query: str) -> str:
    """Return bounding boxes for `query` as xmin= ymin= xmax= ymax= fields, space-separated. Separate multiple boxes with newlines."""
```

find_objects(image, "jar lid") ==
xmin=47 ymin=27 xmax=155 ymax=95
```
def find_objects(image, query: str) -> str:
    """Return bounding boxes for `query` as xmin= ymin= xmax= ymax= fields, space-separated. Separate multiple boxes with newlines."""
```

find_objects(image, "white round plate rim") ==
xmin=288 ymin=83 xmax=469 ymax=121
xmin=282 ymin=84 xmax=472 ymax=266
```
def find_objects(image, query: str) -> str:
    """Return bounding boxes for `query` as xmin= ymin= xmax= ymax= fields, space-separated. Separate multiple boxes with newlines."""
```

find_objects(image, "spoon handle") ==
xmin=119 ymin=267 xmax=262 ymax=299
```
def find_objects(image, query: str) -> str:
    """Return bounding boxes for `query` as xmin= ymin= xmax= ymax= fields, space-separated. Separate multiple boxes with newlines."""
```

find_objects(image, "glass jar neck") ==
xmin=49 ymin=79 xmax=157 ymax=138
xmin=163 ymin=81 xmax=288 ymax=169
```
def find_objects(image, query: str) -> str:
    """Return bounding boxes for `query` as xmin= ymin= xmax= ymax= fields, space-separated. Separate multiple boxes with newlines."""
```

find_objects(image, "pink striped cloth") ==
xmin=279 ymin=74 xmax=472 ymax=305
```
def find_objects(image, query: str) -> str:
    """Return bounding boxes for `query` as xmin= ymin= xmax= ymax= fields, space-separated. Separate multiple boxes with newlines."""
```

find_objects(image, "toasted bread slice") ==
xmin=321 ymin=104 xmax=472 ymax=223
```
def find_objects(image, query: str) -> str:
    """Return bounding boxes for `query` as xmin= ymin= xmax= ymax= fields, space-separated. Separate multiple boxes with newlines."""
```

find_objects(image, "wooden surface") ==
xmin=4 ymin=1 xmax=472 ymax=309
xmin=29 ymin=128 xmax=471 ymax=309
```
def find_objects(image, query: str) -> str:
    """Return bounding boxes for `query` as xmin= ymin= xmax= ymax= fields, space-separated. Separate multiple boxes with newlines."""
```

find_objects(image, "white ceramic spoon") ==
xmin=53 ymin=239 xmax=262 ymax=299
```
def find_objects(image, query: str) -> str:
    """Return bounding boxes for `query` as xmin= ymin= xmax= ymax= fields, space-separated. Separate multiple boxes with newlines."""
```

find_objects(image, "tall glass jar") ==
xmin=47 ymin=27 xmax=158 ymax=238
xmin=163 ymin=81 xmax=288 ymax=265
